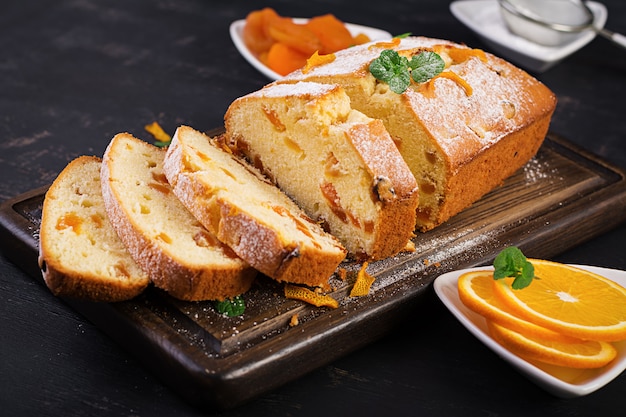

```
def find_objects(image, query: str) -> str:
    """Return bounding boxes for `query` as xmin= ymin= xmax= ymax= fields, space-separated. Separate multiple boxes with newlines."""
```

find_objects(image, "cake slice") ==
xmin=163 ymin=125 xmax=347 ymax=288
xmin=224 ymin=81 xmax=419 ymax=260
xmin=100 ymin=133 xmax=256 ymax=301
xmin=276 ymin=36 xmax=557 ymax=231
xmin=38 ymin=156 xmax=150 ymax=302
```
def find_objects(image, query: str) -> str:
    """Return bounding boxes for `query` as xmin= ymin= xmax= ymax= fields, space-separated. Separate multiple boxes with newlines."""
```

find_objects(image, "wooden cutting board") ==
xmin=1 ymin=133 xmax=626 ymax=410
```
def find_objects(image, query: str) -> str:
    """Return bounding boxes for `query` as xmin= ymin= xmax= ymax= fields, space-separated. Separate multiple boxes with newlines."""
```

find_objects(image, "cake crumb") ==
xmin=337 ymin=267 xmax=348 ymax=281
xmin=403 ymin=240 xmax=416 ymax=253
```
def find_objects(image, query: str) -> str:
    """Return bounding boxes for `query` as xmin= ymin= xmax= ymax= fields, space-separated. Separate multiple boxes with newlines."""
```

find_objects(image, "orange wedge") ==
xmin=493 ymin=260 xmax=626 ymax=342
xmin=487 ymin=321 xmax=617 ymax=369
xmin=458 ymin=271 xmax=577 ymax=342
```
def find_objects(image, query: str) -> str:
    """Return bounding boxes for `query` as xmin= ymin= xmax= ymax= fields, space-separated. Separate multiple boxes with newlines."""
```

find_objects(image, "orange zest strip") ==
xmin=349 ymin=262 xmax=375 ymax=297
xmin=284 ymin=284 xmax=339 ymax=308
xmin=433 ymin=71 xmax=473 ymax=96
xmin=433 ymin=45 xmax=487 ymax=64
xmin=448 ymin=47 xmax=487 ymax=63
xmin=352 ymin=33 xmax=371 ymax=45
xmin=369 ymin=37 xmax=401 ymax=50
xmin=144 ymin=121 xmax=171 ymax=143
xmin=302 ymin=51 xmax=336 ymax=74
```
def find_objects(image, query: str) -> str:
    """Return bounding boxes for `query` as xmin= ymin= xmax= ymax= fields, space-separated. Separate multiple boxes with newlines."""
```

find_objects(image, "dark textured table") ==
xmin=1 ymin=1 xmax=625 ymax=416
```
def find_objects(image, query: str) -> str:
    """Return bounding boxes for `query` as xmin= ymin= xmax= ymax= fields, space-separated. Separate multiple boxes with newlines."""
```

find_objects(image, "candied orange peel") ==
xmin=284 ymin=284 xmax=339 ymax=308
xmin=302 ymin=51 xmax=336 ymax=74
xmin=433 ymin=45 xmax=487 ymax=65
xmin=349 ymin=262 xmax=375 ymax=297
xmin=369 ymin=36 xmax=400 ymax=50
xmin=144 ymin=121 xmax=171 ymax=143
xmin=430 ymin=71 xmax=473 ymax=96
xmin=448 ymin=47 xmax=487 ymax=63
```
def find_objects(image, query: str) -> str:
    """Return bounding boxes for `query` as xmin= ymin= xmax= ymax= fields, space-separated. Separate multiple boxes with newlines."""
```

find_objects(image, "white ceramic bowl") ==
xmin=229 ymin=18 xmax=392 ymax=80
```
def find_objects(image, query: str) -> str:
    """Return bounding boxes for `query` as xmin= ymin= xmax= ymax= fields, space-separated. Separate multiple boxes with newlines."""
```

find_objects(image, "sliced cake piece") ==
xmin=224 ymin=81 xmax=419 ymax=260
xmin=38 ymin=156 xmax=150 ymax=302
xmin=163 ymin=125 xmax=347 ymax=288
xmin=101 ymin=133 xmax=256 ymax=301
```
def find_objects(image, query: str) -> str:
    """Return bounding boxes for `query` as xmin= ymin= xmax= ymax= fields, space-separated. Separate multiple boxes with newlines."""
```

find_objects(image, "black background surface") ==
xmin=1 ymin=1 xmax=625 ymax=416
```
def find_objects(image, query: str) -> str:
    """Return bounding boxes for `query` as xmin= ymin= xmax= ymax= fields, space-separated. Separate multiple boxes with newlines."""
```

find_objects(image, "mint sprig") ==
xmin=154 ymin=139 xmax=171 ymax=148
xmin=493 ymin=246 xmax=535 ymax=290
xmin=214 ymin=295 xmax=245 ymax=317
xmin=369 ymin=49 xmax=444 ymax=94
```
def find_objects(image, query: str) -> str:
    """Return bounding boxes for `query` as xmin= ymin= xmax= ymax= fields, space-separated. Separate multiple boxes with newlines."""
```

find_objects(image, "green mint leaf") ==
xmin=493 ymin=246 xmax=535 ymax=289
xmin=369 ymin=49 xmax=411 ymax=94
xmin=409 ymin=51 xmax=445 ymax=83
xmin=214 ymin=295 xmax=245 ymax=317
xmin=370 ymin=49 xmax=444 ymax=94
xmin=393 ymin=32 xmax=412 ymax=39
xmin=512 ymin=262 xmax=535 ymax=290
xmin=153 ymin=140 xmax=171 ymax=148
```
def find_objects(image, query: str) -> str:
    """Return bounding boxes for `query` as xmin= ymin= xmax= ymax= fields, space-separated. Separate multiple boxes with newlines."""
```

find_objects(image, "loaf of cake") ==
xmin=100 ymin=133 xmax=256 ymax=301
xmin=224 ymin=81 xmax=419 ymax=260
xmin=274 ymin=36 xmax=558 ymax=231
xmin=163 ymin=125 xmax=347 ymax=288
xmin=38 ymin=156 xmax=150 ymax=302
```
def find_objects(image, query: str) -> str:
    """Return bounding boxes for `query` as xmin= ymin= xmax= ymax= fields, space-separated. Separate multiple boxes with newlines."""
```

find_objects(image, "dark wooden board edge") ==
xmin=2 ymin=133 xmax=626 ymax=410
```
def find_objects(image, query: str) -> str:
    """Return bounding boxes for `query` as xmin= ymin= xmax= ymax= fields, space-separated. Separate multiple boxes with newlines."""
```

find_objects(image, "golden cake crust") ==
xmin=224 ymin=81 xmax=419 ymax=260
xmin=163 ymin=125 xmax=347 ymax=288
xmin=101 ymin=133 xmax=256 ymax=301
xmin=277 ymin=36 xmax=557 ymax=231
xmin=38 ymin=156 xmax=150 ymax=302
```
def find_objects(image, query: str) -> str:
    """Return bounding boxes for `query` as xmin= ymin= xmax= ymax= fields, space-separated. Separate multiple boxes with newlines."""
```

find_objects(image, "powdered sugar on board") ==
xmin=344 ymin=227 xmax=501 ymax=296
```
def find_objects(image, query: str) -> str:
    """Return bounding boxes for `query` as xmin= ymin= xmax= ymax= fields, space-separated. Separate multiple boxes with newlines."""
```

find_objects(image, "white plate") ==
xmin=449 ymin=0 xmax=607 ymax=72
xmin=433 ymin=264 xmax=626 ymax=398
xmin=229 ymin=18 xmax=392 ymax=80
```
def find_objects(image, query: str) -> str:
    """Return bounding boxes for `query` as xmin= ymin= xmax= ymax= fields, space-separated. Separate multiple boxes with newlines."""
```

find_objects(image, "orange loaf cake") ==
xmin=163 ymin=125 xmax=347 ymax=288
xmin=275 ymin=36 xmax=558 ymax=231
xmin=224 ymin=81 xmax=419 ymax=260
xmin=38 ymin=156 xmax=150 ymax=302
xmin=101 ymin=133 xmax=256 ymax=301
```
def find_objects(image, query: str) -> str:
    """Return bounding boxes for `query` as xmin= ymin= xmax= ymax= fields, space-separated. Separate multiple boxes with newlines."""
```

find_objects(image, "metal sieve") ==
xmin=498 ymin=0 xmax=626 ymax=48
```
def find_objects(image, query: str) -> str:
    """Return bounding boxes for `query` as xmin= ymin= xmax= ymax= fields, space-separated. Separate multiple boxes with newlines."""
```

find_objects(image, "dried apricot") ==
xmin=266 ymin=42 xmax=309 ymax=76
xmin=268 ymin=17 xmax=321 ymax=56
xmin=242 ymin=7 xmax=279 ymax=56
xmin=305 ymin=14 xmax=354 ymax=54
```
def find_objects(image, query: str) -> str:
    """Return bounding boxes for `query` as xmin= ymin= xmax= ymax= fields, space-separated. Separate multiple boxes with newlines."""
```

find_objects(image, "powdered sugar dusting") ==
xmin=251 ymin=81 xmax=338 ymax=99
xmin=282 ymin=36 xmax=457 ymax=80
xmin=405 ymin=57 xmax=538 ymax=164
xmin=346 ymin=118 xmax=417 ymax=195
xmin=523 ymin=155 xmax=561 ymax=183
xmin=279 ymin=36 xmax=555 ymax=174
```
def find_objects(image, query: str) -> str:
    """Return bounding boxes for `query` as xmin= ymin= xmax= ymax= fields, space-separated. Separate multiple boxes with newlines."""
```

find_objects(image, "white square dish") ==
xmin=433 ymin=264 xmax=626 ymax=398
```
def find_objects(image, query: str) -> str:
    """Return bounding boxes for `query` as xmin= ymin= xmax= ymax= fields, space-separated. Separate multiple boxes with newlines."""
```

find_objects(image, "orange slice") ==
xmin=457 ymin=271 xmax=576 ymax=342
xmin=493 ymin=260 xmax=626 ymax=342
xmin=487 ymin=321 xmax=617 ymax=369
